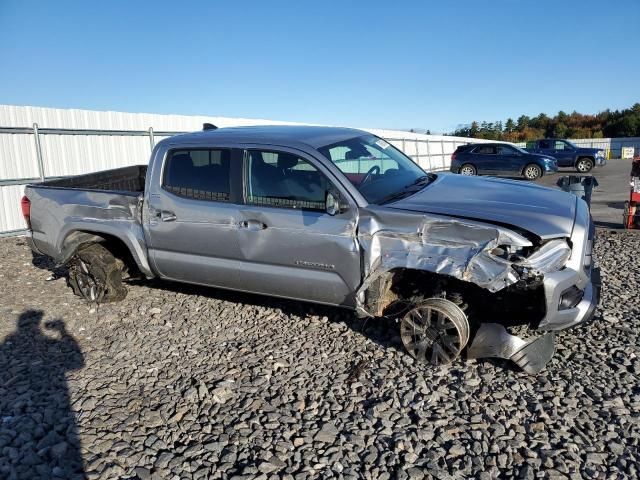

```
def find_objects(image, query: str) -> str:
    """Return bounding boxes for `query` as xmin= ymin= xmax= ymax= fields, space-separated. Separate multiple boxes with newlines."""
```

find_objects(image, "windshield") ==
xmin=318 ymin=135 xmax=428 ymax=204
xmin=564 ymin=140 xmax=578 ymax=149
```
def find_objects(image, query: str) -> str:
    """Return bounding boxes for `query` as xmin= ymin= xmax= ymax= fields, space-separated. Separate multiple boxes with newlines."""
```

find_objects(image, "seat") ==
xmin=345 ymin=150 xmax=360 ymax=160
xmin=166 ymin=153 xmax=197 ymax=188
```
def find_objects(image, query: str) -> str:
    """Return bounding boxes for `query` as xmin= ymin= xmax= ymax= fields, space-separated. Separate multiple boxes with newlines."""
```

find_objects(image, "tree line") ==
xmin=450 ymin=103 xmax=640 ymax=141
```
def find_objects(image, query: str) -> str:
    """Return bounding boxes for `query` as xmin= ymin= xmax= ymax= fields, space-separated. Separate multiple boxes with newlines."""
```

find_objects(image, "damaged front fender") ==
xmin=356 ymin=210 xmax=531 ymax=315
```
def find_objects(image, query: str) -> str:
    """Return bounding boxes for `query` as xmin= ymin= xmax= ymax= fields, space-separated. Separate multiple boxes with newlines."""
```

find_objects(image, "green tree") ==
xmin=516 ymin=115 xmax=530 ymax=132
xmin=505 ymin=118 xmax=515 ymax=133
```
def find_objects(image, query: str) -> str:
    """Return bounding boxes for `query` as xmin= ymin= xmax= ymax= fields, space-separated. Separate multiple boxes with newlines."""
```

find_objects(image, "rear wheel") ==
xmin=523 ymin=164 xmax=542 ymax=180
xmin=459 ymin=164 xmax=477 ymax=176
xmin=68 ymin=243 xmax=127 ymax=303
xmin=576 ymin=157 xmax=594 ymax=173
xmin=400 ymin=298 xmax=470 ymax=366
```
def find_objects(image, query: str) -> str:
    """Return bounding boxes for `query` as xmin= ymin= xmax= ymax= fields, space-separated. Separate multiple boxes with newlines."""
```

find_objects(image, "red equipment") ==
xmin=624 ymin=156 xmax=640 ymax=229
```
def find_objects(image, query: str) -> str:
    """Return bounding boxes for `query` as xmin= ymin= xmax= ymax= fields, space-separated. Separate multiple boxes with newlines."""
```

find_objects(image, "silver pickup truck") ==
xmin=23 ymin=125 xmax=600 ymax=373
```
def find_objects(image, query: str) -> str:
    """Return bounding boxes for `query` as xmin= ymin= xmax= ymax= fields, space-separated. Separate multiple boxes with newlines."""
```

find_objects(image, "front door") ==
xmin=236 ymin=147 xmax=361 ymax=307
xmin=551 ymin=140 xmax=575 ymax=167
xmin=496 ymin=144 xmax=526 ymax=176
xmin=145 ymin=147 xmax=247 ymax=291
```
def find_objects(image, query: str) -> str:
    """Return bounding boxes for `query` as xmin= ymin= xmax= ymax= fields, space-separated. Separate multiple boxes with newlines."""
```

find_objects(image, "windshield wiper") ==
xmin=378 ymin=174 xmax=434 ymax=205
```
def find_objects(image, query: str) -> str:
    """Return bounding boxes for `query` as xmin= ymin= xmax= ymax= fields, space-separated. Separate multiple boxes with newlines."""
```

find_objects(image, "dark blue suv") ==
xmin=450 ymin=143 xmax=558 ymax=180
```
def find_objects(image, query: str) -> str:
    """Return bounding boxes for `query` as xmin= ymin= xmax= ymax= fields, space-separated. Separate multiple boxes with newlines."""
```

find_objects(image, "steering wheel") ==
xmin=360 ymin=165 xmax=381 ymax=186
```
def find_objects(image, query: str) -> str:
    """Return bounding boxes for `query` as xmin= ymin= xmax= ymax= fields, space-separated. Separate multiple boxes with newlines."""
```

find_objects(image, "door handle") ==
xmin=160 ymin=210 xmax=177 ymax=222
xmin=240 ymin=219 xmax=267 ymax=231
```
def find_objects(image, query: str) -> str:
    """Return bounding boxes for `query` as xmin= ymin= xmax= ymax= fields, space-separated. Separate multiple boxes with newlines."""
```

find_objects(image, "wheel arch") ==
xmin=57 ymin=228 xmax=153 ymax=278
xmin=361 ymin=267 xmax=481 ymax=317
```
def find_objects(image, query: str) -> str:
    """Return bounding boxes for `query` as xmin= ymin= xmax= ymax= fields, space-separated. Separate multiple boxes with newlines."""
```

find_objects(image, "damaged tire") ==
xmin=68 ymin=243 xmax=127 ymax=303
xmin=400 ymin=298 xmax=470 ymax=366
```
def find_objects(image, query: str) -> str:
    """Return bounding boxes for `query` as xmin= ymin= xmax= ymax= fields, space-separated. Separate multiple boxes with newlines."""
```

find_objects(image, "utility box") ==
xmin=557 ymin=175 xmax=598 ymax=208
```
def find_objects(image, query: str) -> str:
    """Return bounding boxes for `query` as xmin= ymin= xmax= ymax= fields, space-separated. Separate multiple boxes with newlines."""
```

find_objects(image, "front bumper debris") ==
xmin=467 ymin=323 xmax=556 ymax=374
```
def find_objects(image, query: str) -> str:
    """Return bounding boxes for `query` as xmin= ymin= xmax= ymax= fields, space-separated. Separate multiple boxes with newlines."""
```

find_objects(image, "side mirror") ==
xmin=326 ymin=191 xmax=348 ymax=216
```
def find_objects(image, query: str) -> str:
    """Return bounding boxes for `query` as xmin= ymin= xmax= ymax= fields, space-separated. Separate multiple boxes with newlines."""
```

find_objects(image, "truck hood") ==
xmin=576 ymin=147 xmax=600 ymax=155
xmin=386 ymin=174 xmax=577 ymax=239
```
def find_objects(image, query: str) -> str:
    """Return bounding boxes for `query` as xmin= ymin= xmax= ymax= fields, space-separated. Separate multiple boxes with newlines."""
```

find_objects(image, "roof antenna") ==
xmin=203 ymin=123 xmax=218 ymax=131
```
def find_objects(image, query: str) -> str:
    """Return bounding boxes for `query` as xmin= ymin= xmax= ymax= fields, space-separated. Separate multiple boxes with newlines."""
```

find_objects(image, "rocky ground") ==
xmin=0 ymin=230 xmax=638 ymax=480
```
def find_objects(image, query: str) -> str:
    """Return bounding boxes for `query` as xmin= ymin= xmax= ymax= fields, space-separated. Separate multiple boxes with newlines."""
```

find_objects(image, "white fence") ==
xmin=0 ymin=105 xmax=485 ymax=235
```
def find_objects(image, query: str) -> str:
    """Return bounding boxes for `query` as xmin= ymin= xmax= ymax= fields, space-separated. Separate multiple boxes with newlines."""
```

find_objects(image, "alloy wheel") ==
xmin=400 ymin=298 xmax=470 ymax=366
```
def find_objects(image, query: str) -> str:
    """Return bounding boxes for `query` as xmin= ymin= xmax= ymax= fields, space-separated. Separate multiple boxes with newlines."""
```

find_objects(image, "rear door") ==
xmin=236 ymin=146 xmax=361 ymax=306
xmin=538 ymin=139 xmax=554 ymax=156
xmin=145 ymin=146 xmax=248 ymax=291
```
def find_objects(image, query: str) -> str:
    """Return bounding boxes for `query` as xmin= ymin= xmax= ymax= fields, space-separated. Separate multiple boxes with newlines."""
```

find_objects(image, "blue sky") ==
xmin=0 ymin=0 xmax=638 ymax=132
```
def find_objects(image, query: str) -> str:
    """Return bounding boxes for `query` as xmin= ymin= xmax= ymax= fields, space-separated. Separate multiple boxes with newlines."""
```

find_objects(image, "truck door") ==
xmin=235 ymin=147 xmax=361 ymax=307
xmin=551 ymin=140 xmax=575 ymax=167
xmin=538 ymin=139 xmax=554 ymax=156
xmin=145 ymin=147 xmax=247 ymax=291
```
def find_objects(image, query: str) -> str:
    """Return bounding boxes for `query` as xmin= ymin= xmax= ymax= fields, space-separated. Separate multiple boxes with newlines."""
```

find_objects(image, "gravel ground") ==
xmin=0 ymin=231 xmax=638 ymax=480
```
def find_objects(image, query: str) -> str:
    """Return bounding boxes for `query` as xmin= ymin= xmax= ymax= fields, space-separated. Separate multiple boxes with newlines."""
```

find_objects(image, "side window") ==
xmin=554 ymin=140 xmax=568 ymax=150
xmin=246 ymin=150 xmax=329 ymax=211
xmin=474 ymin=145 xmax=497 ymax=155
xmin=539 ymin=140 xmax=551 ymax=149
xmin=163 ymin=149 xmax=231 ymax=201
xmin=526 ymin=141 xmax=535 ymax=149
xmin=497 ymin=145 xmax=515 ymax=155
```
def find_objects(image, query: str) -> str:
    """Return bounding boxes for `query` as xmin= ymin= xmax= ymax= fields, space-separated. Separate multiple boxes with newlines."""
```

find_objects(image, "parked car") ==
xmin=22 ymin=125 xmax=599 ymax=373
xmin=525 ymin=138 xmax=606 ymax=172
xmin=450 ymin=143 xmax=558 ymax=180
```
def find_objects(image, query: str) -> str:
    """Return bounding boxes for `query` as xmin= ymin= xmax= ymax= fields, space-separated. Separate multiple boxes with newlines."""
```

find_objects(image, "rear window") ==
xmin=455 ymin=144 xmax=474 ymax=153
xmin=163 ymin=149 xmax=231 ymax=201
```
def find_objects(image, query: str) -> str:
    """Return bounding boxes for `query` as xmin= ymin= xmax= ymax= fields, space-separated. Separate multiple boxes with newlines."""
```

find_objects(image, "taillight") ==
xmin=21 ymin=196 xmax=31 ymax=229
xmin=451 ymin=152 xmax=457 ymax=161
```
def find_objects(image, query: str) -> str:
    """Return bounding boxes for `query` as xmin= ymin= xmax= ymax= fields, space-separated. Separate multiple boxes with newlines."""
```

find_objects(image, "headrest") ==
xmin=345 ymin=150 xmax=361 ymax=160
xmin=170 ymin=153 xmax=194 ymax=168
xmin=277 ymin=153 xmax=299 ymax=170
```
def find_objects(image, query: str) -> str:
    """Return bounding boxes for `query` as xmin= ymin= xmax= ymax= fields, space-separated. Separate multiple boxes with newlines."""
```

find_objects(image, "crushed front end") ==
xmin=356 ymin=200 xmax=600 ymax=374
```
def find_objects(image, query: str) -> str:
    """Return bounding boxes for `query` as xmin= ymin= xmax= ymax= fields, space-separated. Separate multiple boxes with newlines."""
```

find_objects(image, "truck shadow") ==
xmin=147 ymin=279 xmax=406 ymax=351
xmin=29 ymin=250 xmax=68 ymax=279
xmin=0 ymin=310 xmax=86 ymax=479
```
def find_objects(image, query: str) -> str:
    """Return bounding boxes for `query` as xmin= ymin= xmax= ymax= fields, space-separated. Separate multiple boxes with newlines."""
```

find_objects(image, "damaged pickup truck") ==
xmin=23 ymin=125 xmax=600 ymax=373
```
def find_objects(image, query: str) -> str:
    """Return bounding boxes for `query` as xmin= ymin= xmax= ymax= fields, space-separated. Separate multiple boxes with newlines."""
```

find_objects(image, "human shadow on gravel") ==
xmin=0 ymin=310 xmax=86 ymax=480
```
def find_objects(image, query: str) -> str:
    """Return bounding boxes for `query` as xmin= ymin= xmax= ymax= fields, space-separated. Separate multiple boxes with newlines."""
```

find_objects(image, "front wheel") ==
xmin=400 ymin=298 xmax=470 ymax=366
xmin=459 ymin=164 xmax=477 ymax=176
xmin=523 ymin=164 xmax=542 ymax=180
xmin=576 ymin=157 xmax=594 ymax=173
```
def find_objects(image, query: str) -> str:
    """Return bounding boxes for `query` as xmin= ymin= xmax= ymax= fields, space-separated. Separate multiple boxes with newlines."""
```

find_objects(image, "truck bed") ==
xmin=25 ymin=165 xmax=148 ymax=264
xmin=40 ymin=165 xmax=147 ymax=194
